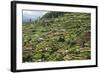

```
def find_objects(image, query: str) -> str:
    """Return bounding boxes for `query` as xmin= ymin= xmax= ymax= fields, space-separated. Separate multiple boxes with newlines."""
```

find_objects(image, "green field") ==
xmin=22 ymin=11 xmax=91 ymax=62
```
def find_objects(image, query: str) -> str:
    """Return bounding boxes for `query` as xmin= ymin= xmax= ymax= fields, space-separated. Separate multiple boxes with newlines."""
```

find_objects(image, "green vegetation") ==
xmin=22 ymin=11 xmax=91 ymax=62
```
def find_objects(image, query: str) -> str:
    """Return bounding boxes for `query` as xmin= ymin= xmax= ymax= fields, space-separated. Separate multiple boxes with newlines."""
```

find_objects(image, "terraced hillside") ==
xmin=22 ymin=11 xmax=91 ymax=62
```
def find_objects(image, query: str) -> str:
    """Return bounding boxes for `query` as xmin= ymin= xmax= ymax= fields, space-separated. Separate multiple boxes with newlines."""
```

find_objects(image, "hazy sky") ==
xmin=23 ymin=10 xmax=47 ymax=22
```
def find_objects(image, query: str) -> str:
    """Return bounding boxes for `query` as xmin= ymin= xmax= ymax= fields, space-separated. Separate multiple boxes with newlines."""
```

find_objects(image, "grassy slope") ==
xmin=22 ymin=12 xmax=91 ymax=62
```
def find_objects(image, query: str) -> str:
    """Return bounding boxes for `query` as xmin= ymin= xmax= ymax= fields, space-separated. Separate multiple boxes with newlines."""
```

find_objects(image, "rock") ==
xmin=65 ymin=50 xmax=69 ymax=53
xmin=38 ymin=59 xmax=42 ymax=62
xmin=38 ymin=38 xmax=44 ymax=42
xmin=59 ymin=29 xmax=66 ymax=32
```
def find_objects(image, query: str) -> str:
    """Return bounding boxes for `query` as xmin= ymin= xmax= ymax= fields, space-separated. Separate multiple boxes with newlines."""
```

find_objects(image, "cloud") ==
xmin=23 ymin=10 xmax=47 ymax=17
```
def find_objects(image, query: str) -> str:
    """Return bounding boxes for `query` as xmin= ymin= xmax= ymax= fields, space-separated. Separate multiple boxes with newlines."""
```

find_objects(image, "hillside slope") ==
xmin=22 ymin=11 xmax=91 ymax=62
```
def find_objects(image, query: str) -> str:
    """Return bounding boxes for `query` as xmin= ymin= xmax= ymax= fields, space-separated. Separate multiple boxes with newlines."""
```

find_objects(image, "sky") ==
xmin=23 ymin=10 xmax=47 ymax=23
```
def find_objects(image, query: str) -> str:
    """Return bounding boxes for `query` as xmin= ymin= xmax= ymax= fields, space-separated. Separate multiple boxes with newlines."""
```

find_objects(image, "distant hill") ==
xmin=41 ymin=12 xmax=65 ymax=19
